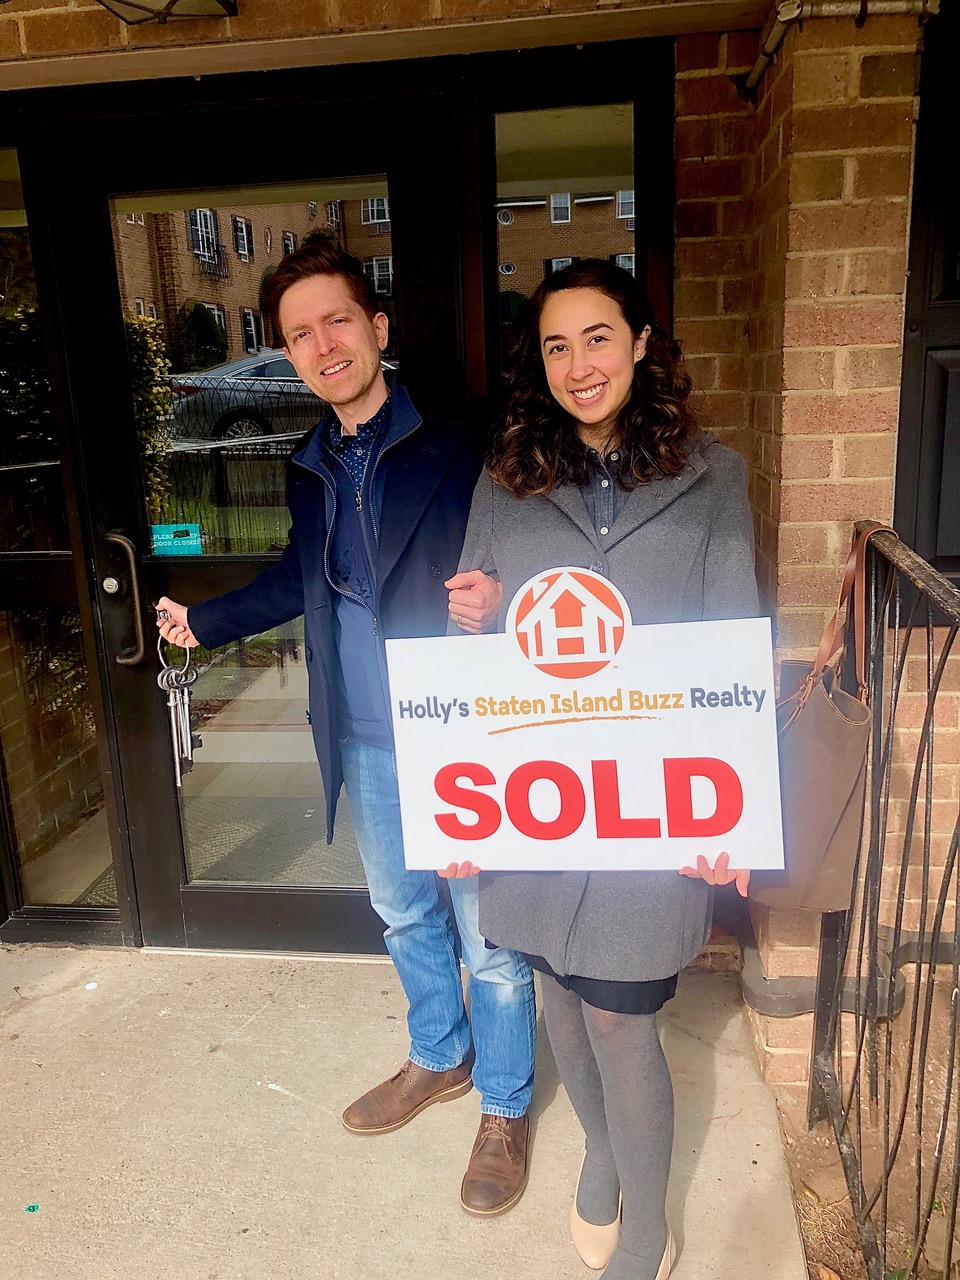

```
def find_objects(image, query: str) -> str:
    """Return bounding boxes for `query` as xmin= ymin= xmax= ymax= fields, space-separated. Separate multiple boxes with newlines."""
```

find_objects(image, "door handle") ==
xmin=105 ymin=533 xmax=146 ymax=666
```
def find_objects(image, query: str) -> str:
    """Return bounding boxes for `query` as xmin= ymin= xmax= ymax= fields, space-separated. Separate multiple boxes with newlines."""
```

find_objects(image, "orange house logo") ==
xmin=506 ymin=568 xmax=632 ymax=679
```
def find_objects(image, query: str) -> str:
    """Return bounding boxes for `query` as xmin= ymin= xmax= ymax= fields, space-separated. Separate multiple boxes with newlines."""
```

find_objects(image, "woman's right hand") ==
xmin=438 ymin=862 xmax=482 ymax=879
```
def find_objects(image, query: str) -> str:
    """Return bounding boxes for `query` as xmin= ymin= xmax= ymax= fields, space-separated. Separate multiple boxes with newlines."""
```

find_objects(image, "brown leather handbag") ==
xmin=750 ymin=523 xmax=897 ymax=913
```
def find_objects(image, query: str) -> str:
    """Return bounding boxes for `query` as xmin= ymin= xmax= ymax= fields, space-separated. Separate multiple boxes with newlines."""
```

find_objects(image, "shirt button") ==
xmin=609 ymin=451 xmax=620 ymax=462
xmin=590 ymin=561 xmax=603 ymax=573
xmin=601 ymin=479 xmax=609 ymax=488
xmin=429 ymin=562 xmax=443 ymax=579
xmin=600 ymin=526 xmax=609 ymax=535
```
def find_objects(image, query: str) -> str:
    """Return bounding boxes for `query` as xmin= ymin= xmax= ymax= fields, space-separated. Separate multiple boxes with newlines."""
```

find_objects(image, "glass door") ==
xmin=13 ymin=86 xmax=469 ymax=949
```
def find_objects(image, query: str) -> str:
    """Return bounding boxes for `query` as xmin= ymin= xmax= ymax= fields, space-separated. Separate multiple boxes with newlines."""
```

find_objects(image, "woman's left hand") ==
xmin=438 ymin=861 xmax=482 ymax=879
xmin=679 ymin=851 xmax=750 ymax=898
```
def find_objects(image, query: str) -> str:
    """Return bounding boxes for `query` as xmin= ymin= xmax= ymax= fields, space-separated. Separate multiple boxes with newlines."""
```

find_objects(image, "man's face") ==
xmin=279 ymin=273 xmax=388 ymax=415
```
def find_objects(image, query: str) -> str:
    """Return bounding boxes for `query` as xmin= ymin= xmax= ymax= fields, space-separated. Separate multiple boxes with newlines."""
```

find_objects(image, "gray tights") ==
xmin=540 ymin=975 xmax=674 ymax=1280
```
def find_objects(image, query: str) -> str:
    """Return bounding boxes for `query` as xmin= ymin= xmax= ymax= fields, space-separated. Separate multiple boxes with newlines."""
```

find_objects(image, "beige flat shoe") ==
xmin=599 ymin=1230 xmax=676 ymax=1280
xmin=569 ymin=1148 xmax=621 ymax=1270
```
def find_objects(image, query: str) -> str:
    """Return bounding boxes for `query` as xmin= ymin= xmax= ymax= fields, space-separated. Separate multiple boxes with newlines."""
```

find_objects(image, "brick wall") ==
xmin=673 ymin=16 xmax=927 ymax=1128
xmin=0 ymin=0 xmax=694 ymax=68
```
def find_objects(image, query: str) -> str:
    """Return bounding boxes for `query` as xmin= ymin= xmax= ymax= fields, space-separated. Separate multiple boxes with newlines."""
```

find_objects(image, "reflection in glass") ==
xmin=0 ymin=149 xmax=70 ymax=552
xmin=0 ymin=609 xmax=115 ymax=906
xmin=109 ymin=177 xmax=394 ymax=556
xmin=495 ymin=105 xmax=634 ymax=362
xmin=180 ymin=623 xmax=364 ymax=888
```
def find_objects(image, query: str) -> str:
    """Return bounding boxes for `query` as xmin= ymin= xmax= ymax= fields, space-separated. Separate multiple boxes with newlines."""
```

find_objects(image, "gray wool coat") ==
xmin=453 ymin=433 xmax=760 ymax=982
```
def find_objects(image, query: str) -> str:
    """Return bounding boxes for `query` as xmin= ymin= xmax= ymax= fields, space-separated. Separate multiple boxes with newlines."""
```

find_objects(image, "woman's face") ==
xmin=538 ymin=287 xmax=650 ymax=441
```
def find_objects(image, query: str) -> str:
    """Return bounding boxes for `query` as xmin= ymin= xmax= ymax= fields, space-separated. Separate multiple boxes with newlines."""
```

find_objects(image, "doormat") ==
xmin=75 ymin=797 xmax=366 ymax=903
xmin=74 ymin=866 xmax=118 ymax=907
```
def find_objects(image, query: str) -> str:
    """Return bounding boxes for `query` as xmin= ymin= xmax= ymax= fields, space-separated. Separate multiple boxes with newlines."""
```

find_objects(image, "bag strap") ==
xmin=781 ymin=522 xmax=897 ymax=724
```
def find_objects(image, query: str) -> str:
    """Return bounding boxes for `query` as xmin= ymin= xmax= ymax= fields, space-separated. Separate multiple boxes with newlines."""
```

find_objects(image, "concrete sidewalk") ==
xmin=0 ymin=946 xmax=807 ymax=1280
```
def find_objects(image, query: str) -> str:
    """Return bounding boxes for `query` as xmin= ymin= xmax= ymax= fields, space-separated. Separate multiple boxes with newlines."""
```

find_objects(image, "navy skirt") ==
xmin=526 ymin=953 xmax=678 ymax=1015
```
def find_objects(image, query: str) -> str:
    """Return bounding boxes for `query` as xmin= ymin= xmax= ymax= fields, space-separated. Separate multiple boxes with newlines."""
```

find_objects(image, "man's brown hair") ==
xmin=260 ymin=232 xmax=379 ymax=343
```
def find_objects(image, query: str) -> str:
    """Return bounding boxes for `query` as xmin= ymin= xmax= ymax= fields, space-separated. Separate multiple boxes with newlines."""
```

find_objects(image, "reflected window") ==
xmin=232 ymin=215 xmax=255 ymax=262
xmin=361 ymin=196 xmax=390 ymax=225
xmin=550 ymin=192 xmax=571 ymax=224
xmin=495 ymin=104 xmax=634 ymax=365
xmin=110 ymin=175 xmax=394 ymax=555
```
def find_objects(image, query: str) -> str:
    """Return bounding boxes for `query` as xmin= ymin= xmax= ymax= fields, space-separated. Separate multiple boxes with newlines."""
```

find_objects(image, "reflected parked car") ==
xmin=170 ymin=349 xmax=399 ymax=441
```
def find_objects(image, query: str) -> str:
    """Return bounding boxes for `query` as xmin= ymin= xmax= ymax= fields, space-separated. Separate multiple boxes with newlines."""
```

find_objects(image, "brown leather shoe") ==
xmin=460 ymin=1113 xmax=530 ymax=1216
xmin=342 ymin=1059 xmax=473 ymax=1135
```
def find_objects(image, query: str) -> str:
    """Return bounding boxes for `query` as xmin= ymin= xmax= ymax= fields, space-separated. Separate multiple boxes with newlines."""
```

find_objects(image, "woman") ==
xmin=442 ymin=260 xmax=757 ymax=1280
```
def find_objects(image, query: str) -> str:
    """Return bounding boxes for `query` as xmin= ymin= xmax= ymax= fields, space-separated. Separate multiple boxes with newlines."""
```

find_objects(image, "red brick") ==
xmin=674 ymin=316 xmax=741 ymax=352
xmin=683 ymin=355 xmax=718 ymax=390
xmin=789 ymin=204 xmax=909 ymax=254
xmin=442 ymin=0 xmax=544 ymax=16
xmin=783 ymin=301 xmax=903 ymax=347
xmin=848 ymin=249 xmax=908 ymax=296
xmin=781 ymin=389 xmax=900 ymax=434
xmin=720 ymin=200 xmax=752 ymax=238
xmin=791 ymin=155 xmax=845 ymax=204
xmin=675 ymin=278 xmax=720 ymax=317
xmin=676 ymin=75 xmax=745 ymax=118
xmin=781 ymin=437 xmax=834 ymax=481
xmin=675 ymin=118 xmax=720 ymax=160
xmin=676 ymin=239 xmax=749 ymax=277
xmin=783 ymin=349 xmax=835 ymax=391
xmin=675 ymin=32 xmax=721 ymax=73
xmin=853 ymin=152 xmax=912 ymax=201
xmin=716 ymin=354 xmax=747 ymax=389
xmin=793 ymin=52 xmax=852 ymax=105
xmin=841 ymin=434 xmax=896 ymax=479
xmin=779 ymin=479 xmax=892 ymax=522
xmin=724 ymin=30 xmax=758 ymax=73
xmin=722 ymin=279 xmax=750 ymax=314
xmin=793 ymin=103 xmax=913 ymax=153
xmin=779 ymin=523 xmax=832 ymax=567
xmin=676 ymin=157 xmax=746 ymax=201
xmin=795 ymin=14 xmax=920 ymax=49
xmin=842 ymin=345 xmax=904 ymax=390
xmin=22 ymin=8 xmax=123 ymax=54
xmin=0 ymin=18 xmax=21 ymax=56
xmin=859 ymin=52 xmax=919 ymax=99
xmin=779 ymin=564 xmax=841 ymax=606
xmin=698 ymin=390 xmax=747 ymax=429
xmin=222 ymin=0 xmax=336 ymax=37
xmin=777 ymin=607 xmax=835 ymax=654
xmin=675 ymin=201 xmax=718 ymax=239
xmin=127 ymin=15 xmax=235 ymax=45
xmin=785 ymin=254 xmax=846 ymax=301
xmin=720 ymin=115 xmax=755 ymax=157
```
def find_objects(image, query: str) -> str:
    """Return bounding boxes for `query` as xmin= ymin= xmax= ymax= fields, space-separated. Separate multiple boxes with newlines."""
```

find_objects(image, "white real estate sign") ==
xmin=387 ymin=568 xmax=785 ymax=873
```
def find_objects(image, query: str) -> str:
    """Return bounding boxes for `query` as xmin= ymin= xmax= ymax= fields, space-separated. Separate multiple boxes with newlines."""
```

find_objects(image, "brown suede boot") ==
xmin=341 ymin=1059 xmax=473 ymax=1135
xmin=460 ymin=1113 xmax=530 ymax=1216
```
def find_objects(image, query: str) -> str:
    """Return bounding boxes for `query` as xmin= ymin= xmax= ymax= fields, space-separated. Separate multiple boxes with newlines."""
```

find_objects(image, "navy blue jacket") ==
xmin=188 ymin=382 xmax=482 ymax=840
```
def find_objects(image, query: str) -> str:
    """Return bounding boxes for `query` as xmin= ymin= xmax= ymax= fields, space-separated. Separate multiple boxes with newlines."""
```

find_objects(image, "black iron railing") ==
xmin=808 ymin=522 xmax=960 ymax=1280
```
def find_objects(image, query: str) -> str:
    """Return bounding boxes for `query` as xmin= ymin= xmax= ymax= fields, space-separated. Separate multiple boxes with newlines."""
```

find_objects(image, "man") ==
xmin=156 ymin=236 xmax=535 ymax=1217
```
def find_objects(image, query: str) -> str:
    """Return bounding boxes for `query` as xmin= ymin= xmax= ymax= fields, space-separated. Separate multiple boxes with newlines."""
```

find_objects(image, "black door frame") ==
xmin=0 ymin=38 xmax=675 ymax=948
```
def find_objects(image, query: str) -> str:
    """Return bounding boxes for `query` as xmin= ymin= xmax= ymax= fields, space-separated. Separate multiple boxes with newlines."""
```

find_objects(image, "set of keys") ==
xmin=155 ymin=609 xmax=202 ymax=787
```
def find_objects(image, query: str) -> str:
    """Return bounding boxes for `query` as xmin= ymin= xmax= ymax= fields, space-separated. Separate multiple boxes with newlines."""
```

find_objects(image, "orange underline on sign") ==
xmin=487 ymin=714 xmax=662 ymax=736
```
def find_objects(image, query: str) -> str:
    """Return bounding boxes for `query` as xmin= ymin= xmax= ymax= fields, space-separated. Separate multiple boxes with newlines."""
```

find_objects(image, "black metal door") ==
xmin=13 ymin=75 xmax=472 ymax=950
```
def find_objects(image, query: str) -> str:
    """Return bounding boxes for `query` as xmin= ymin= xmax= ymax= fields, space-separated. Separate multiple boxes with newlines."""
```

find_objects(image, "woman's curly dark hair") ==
xmin=488 ymin=259 xmax=698 ymax=497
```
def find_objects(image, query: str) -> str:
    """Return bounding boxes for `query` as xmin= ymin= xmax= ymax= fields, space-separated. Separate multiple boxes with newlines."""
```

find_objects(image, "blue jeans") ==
xmin=340 ymin=738 xmax=536 ymax=1117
